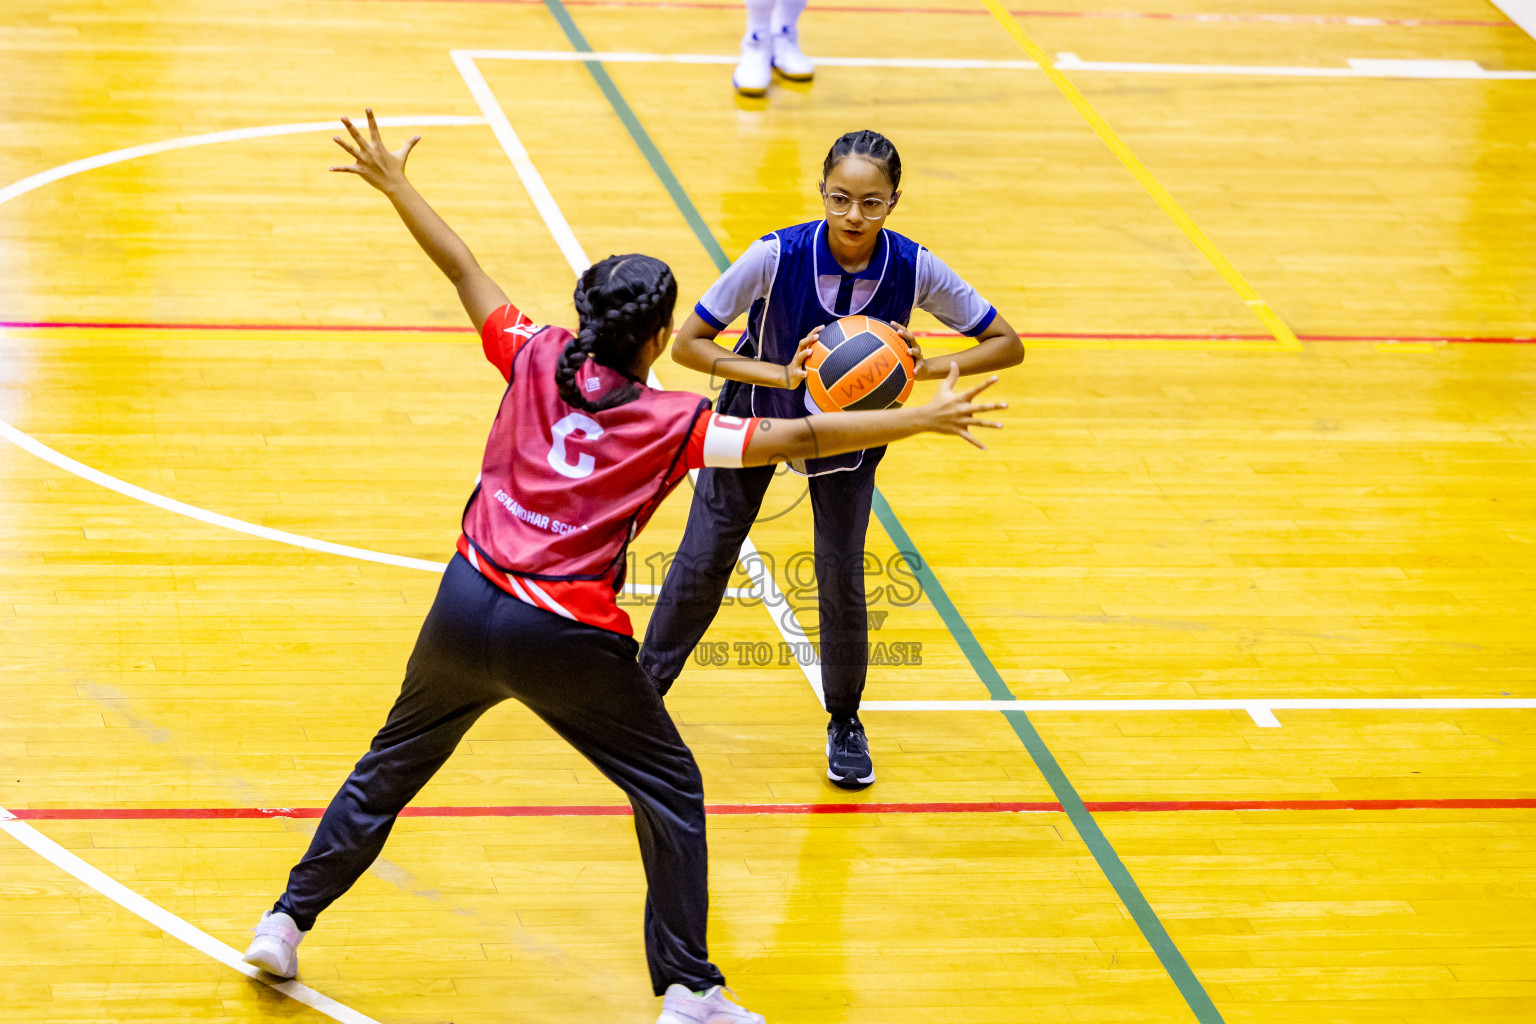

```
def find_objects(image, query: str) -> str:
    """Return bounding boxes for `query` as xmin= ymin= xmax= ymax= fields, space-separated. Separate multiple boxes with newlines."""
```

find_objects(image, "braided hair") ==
xmin=556 ymin=254 xmax=678 ymax=413
xmin=822 ymin=130 xmax=902 ymax=190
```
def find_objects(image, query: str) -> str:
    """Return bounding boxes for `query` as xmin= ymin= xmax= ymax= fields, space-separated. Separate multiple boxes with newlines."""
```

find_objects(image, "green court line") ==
xmin=536 ymin=4 xmax=1226 ymax=1020
xmin=541 ymin=0 xmax=731 ymax=272
xmin=872 ymin=493 xmax=1226 ymax=1023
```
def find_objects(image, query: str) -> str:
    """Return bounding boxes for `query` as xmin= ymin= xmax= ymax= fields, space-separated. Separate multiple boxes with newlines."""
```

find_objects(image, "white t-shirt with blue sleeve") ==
xmin=694 ymin=233 xmax=998 ymax=338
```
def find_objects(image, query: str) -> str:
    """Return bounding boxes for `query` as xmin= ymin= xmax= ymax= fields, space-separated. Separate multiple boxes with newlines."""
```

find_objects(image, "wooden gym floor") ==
xmin=2 ymin=1 xmax=1534 ymax=1022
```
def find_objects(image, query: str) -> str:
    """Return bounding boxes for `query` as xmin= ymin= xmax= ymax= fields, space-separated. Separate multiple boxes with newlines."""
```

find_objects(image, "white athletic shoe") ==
xmin=733 ymin=32 xmax=772 ymax=96
xmin=770 ymin=25 xmax=814 ymax=81
xmin=241 ymin=910 xmax=306 ymax=979
xmin=656 ymin=983 xmax=767 ymax=1024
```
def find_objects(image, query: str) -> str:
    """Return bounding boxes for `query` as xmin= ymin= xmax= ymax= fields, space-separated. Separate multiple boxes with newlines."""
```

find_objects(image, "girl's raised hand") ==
xmin=923 ymin=363 xmax=1006 ymax=450
xmin=784 ymin=325 xmax=823 ymax=388
xmin=330 ymin=108 xmax=421 ymax=195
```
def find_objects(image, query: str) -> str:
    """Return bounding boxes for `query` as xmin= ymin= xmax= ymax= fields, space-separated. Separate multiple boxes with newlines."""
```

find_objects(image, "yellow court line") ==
xmin=978 ymin=0 xmax=1304 ymax=354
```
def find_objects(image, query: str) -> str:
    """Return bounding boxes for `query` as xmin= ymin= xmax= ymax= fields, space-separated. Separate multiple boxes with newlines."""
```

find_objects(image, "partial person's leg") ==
xmin=640 ymin=465 xmax=774 ymax=693
xmin=809 ymin=448 xmax=886 ymax=718
xmin=770 ymin=0 xmax=814 ymax=80
xmin=273 ymin=556 xmax=503 ymax=930
xmin=735 ymin=0 xmax=775 ymax=94
xmin=809 ymin=449 xmax=886 ymax=788
xmin=488 ymin=599 xmax=725 ymax=996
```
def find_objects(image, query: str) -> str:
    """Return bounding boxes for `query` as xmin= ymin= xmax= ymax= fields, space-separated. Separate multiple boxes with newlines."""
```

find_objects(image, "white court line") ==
xmin=450 ymin=54 xmax=589 ymax=276
xmin=0 ymin=418 xmax=450 ymax=573
xmin=863 ymin=698 xmax=1536 ymax=728
xmin=456 ymin=47 xmax=1536 ymax=80
xmin=453 ymin=51 xmax=827 ymax=707
xmin=0 ymin=806 xmax=382 ymax=1024
xmin=0 ymin=118 xmax=481 ymax=574
xmin=0 ymin=416 xmax=744 ymax=597
xmin=0 ymin=116 xmax=488 ymax=207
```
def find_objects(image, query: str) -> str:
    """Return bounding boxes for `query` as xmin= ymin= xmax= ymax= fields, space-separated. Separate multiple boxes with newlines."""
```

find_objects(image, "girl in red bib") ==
xmin=241 ymin=111 xmax=1004 ymax=1024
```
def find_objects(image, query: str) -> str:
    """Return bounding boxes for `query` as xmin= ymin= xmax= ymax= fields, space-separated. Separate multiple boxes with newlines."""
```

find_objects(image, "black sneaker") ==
xmin=826 ymin=715 xmax=875 ymax=789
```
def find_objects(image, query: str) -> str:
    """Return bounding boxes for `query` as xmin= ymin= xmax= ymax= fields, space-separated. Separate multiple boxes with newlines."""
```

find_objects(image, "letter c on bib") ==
xmin=547 ymin=413 xmax=603 ymax=479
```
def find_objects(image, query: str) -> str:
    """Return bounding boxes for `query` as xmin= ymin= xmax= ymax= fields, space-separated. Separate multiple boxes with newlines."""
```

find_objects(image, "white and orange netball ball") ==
xmin=805 ymin=316 xmax=916 ymax=413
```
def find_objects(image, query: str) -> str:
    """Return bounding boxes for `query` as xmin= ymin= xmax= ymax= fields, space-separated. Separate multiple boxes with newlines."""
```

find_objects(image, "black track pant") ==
xmin=640 ymin=447 xmax=885 ymax=718
xmin=273 ymin=554 xmax=724 ymax=996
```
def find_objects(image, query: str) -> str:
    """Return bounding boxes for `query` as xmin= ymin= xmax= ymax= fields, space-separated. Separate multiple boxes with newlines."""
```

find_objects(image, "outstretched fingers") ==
xmin=332 ymin=135 xmax=363 ymax=162
xmin=365 ymin=107 xmax=382 ymax=144
xmin=955 ymin=427 xmax=987 ymax=451
xmin=959 ymin=375 xmax=999 ymax=402
xmin=340 ymin=116 xmax=368 ymax=151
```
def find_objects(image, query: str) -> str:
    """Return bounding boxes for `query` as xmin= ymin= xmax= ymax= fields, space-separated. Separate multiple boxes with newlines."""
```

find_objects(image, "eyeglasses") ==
xmin=823 ymin=191 xmax=895 ymax=219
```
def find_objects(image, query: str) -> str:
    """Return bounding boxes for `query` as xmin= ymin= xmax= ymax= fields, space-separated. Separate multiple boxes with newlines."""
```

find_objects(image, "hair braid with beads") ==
xmin=556 ymin=254 xmax=678 ymax=413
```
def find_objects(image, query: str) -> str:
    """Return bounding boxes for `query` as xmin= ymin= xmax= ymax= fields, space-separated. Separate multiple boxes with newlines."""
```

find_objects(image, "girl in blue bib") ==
xmin=641 ymin=130 xmax=1024 ymax=789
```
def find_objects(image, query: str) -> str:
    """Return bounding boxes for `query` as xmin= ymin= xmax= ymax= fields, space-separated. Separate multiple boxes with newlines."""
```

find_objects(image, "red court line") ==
xmin=0 ymin=319 xmax=472 ymax=334
xmin=6 ymin=321 xmax=1534 ymax=344
xmin=10 ymin=798 xmax=1535 ymax=820
xmin=343 ymin=0 xmax=1517 ymax=29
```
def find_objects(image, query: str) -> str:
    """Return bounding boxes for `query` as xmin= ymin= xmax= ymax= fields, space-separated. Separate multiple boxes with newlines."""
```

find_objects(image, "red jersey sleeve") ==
xmin=682 ymin=412 xmax=763 ymax=472
xmin=480 ymin=303 xmax=540 ymax=383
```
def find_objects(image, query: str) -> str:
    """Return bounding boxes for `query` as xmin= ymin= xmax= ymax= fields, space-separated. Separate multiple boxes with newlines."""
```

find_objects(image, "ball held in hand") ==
xmin=805 ymin=316 xmax=916 ymax=413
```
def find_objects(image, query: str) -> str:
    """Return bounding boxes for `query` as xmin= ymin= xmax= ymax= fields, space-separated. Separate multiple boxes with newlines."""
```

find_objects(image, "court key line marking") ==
xmin=11 ymin=797 xmax=1536 ymax=820
xmin=446 ymin=47 xmax=1536 ymax=79
xmin=0 ymin=806 xmax=383 ymax=1024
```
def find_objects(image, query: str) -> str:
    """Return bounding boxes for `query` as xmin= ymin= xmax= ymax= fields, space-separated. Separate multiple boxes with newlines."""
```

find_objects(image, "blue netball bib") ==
xmin=718 ymin=221 xmax=922 ymax=476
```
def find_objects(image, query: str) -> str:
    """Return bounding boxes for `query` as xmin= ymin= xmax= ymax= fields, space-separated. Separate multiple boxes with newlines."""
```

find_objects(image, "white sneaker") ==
xmin=771 ymin=26 xmax=814 ymax=81
xmin=656 ymin=983 xmax=767 ymax=1024
xmin=241 ymin=910 xmax=306 ymax=979
xmin=733 ymin=32 xmax=772 ymax=96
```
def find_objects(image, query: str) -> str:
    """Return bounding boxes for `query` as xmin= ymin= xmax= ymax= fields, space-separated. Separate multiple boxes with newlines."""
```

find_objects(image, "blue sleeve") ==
xmin=694 ymin=237 xmax=779 ymax=331
xmin=915 ymin=249 xmax=998 ymax=337
xmin=694 ymin=302 xmax=729 ymax=331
